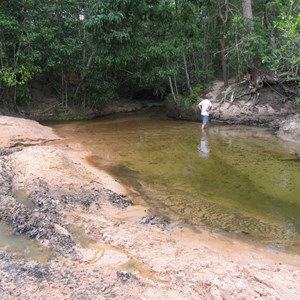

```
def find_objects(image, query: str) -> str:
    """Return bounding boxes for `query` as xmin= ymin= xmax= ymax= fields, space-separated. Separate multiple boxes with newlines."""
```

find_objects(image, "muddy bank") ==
xmin=2 ymin=79 xmax=299 ymax=144
xmin=0 ymin=116 xmax=300 ymax=299
xmin=210 ymin=81 xmax=300 ymax=144
xmin=277 ymin=114 xmax=300 ymax=143
xmin=167 ymin=80 xmax=300 ymax=144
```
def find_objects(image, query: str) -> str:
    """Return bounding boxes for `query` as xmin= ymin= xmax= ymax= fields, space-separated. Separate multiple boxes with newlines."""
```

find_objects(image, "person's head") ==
xmin=206 ymin=93 xmax=213 ymax=99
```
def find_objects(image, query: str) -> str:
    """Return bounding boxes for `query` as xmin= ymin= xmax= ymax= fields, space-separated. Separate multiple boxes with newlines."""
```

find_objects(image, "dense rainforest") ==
xmin=0 ymin=0 xmax=299 ymax=116
xmin=0 ymin=4 xmax=300 ymax=298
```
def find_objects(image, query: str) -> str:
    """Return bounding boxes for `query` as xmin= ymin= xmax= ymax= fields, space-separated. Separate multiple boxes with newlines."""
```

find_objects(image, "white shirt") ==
xmin=198 ymin=99 xmax=212 ymax=116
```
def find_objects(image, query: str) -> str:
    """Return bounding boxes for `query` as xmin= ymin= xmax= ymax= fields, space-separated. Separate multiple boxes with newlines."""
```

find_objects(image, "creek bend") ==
xmin=52 ymin=110 xmax=300 ymax=253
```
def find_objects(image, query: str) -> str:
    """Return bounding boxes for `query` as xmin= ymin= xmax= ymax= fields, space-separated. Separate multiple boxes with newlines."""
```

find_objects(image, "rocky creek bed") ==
xmin=0 ymin=115 xmax=299 ymax=299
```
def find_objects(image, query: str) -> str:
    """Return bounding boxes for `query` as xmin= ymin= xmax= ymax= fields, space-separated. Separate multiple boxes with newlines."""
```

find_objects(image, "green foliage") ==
xmin=0 ymin=65 xmax=40 ymax=87
xmin=262 ymin=6 xmax=300 ymax=75
xmin=0 ymin=0 xmax=219 ymax=110
xmin=165 ymin=84 xmax=204 ymax=110
xmin=82 ymin=75 xmax=117 ymax=109
xmin=16 ymin=85 xmax=32 ymax=107
xmin=180 ymin=85 xmax=204 ymax=107
xmin=0 ymin=0 xmax=299 ymax=113
xmin=164 ymin=93 xmax=177 ymax=110
xmin=177 ymin=96 xmax=193 ymax=108
xmin=53 ymin=100 xmax=61 ymax=113
xmin=226 ymin=14 xmax=272 ymax=77
xmin=191 ymin=85 xmax=204 ymax=101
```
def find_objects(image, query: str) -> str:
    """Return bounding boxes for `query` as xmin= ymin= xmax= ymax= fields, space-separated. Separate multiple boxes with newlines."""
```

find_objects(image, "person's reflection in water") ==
xmin=198 ymin=131 xmax=210 ymax=158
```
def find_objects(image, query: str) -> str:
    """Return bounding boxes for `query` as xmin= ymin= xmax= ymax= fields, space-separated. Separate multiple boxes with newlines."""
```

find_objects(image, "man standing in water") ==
xmin=198 ymin=93 xmax=212 ymax=130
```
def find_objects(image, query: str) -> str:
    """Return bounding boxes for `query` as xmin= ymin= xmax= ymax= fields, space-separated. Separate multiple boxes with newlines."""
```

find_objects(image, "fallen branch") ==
xmin=280 ymin=84 xmax=298 ymax=95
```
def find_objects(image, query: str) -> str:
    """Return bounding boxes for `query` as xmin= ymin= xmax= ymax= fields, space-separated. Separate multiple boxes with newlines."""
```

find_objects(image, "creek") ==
xmin=52 ymin=109 xmax=300 ymax=254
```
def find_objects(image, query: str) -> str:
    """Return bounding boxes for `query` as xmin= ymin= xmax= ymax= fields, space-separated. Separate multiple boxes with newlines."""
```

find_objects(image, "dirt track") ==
xmin=0 ymin=116 xmax=300 ymax=299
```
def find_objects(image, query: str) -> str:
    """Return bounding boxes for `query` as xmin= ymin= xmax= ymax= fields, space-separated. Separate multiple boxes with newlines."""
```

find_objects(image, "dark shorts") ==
xmin=202 ymin=115 xmax=209 ymax=125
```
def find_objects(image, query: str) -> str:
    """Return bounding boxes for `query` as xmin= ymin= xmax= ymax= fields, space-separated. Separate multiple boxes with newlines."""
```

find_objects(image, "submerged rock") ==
xmin=104 ymin=188 xmax=133 ymax=208
xmin=140 ymin=214 xmax=170 ymax=229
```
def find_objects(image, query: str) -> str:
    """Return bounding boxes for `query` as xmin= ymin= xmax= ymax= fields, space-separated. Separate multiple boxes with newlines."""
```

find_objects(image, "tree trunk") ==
xmin=173 ymin=75 xmax=179 ymax=98
xmin=169 ymin=76 xmax=178 ymax=107
xmin=65 ymin=80 xmax=68 ymax=109
xmin=61 ymin=69 xmax=64 ymax=105
xmin=217 ymin=0 xmax=229 ymax=87
xmin=220 ymin=28 xmax=228 ymax=87
xmin=13 ymin=85 xmax=17 ymax=109
xmin=182 ymin=48 xmax=193 ymax=95
xmin=242 ymin=0 xmax=254 ymax=30
xmin=74 ymin=40 xmax=100 ymax=100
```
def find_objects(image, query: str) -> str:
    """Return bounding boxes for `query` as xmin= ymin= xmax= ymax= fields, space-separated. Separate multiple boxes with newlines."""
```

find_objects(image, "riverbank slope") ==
xmin=167 ymin=80 xmax=300 ymax=144
xmin=0 ymin=116 xmax=299 ymax=299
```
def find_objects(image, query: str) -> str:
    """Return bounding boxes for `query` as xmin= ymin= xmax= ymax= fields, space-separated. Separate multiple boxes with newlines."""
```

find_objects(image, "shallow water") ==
xmin=52 ymin=110 xmax=300 ymax=253
xmin=13 ymin=189 xmax=35 ymax=209
xmin=0 ymin=221 xmax=54 ymax=263
xmin=0 ymin=191 xmax=53 ymax=262
xmin=68 ymin=224 xmax=163 ymax=281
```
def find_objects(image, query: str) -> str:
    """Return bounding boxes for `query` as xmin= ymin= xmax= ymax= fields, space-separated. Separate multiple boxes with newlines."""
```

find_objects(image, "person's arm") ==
xmin=198 ymin=100 xmax=203 ymax=110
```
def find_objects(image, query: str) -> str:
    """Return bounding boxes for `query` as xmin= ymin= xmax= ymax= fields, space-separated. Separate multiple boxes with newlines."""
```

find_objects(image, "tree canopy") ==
xmin=0 ymin=0 xmax=299 ymax=111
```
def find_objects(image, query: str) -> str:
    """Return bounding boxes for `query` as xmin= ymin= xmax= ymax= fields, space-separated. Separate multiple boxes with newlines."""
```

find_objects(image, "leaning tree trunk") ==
xmin=182 ymin=47 xmax=193 ymax=95
xmin=168 ymin=76 xmax=179 ymax=107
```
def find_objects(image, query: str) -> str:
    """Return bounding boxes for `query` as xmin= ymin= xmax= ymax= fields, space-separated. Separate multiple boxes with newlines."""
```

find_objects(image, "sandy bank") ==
xmin=0 ymin=116 xmax=299 ymax=300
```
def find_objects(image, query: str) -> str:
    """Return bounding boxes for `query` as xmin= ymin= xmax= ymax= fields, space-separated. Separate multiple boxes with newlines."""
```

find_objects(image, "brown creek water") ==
xmin=52 ymin=109 xmax=300 ymax=254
